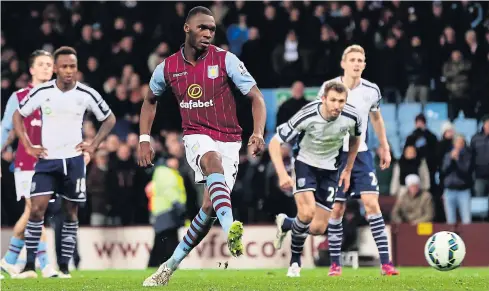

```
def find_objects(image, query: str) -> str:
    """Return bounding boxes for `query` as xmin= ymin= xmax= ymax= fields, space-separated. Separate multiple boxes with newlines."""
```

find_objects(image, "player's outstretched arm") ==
xmin=138 ymin=89 xmax=157 ymax=167
xmin=13 ymin=110 xmax=46 ymax=158
xmin=370 ymin=111 xmax=391 ymax=170
xmin=339 ymin=136 xmax=361 ymax=192
xmin=268 ymin=135 xmax=293 ymax=191
xmin=247 ymin=86 xmax=266 ymax=156
xmin=0 ymin=93 xmax=18 ymax=150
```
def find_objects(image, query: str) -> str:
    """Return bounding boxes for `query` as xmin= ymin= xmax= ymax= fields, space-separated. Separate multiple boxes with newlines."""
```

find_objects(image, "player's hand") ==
xmin=278 ymin=174 xmax=294 ymax=192
xmin=138 ymin=141 xmax=155 ymax=167
xmin=26 ymin=145 xmax=48 ymax=159
xmin=378 ymin=146 xmax=392 ymax=170
xmin=339 ymin=168 xmax=352 ymax=193
xmin=248 ymin=133 xmax=265 ymax=157
xmin=83 ymin=152 xmax=91 ymax=165
xmin=76 ymin=141 xmax=97 ymax=156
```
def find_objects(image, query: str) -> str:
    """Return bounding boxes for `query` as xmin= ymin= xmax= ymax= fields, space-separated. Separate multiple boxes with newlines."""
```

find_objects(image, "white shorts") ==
xmin=14 ymin=171 xmax=35 ymax=201
xmin=182 ymin=134 xmax=241 ymax=190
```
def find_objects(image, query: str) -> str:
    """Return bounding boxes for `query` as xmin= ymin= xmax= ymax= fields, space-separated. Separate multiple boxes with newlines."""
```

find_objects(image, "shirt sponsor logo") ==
xmin=180 ymin=99 xmax=214 ymax=109
xmin=30 ymin=118 xmax=42 ymax=127
xmin=187 ymin=84 xmax=203 ymax=99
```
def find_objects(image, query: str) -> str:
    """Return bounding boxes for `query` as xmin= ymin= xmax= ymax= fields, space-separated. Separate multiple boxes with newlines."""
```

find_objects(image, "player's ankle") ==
xmin=59 ymin=263 xmax=69 ymax=273
xmin=23 ymin=262 xmax=35 ymax=271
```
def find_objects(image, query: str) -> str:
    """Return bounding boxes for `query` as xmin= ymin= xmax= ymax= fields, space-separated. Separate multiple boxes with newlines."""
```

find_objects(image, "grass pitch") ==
xmin=2 ymin=267 xmax=489 ymax=291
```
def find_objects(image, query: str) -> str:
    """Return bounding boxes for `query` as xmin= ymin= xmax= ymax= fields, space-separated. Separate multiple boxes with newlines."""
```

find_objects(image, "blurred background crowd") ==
xmin=1 ymin=1 xmax=489 ymax=233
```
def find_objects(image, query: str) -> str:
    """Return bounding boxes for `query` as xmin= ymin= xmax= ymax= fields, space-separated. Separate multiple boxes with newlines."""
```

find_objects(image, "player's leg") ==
xmin=1 ymin=171 xmax=33 ymax=275
xmin=57 ymin=198 xmax=79 ymax=278
xmin=56 ymin=155 xmax=86 ymax=278
xmin=16 ymin=192 xmax=52 ymax=278
xmin=287 ymin=190 xmax=315 ymax=277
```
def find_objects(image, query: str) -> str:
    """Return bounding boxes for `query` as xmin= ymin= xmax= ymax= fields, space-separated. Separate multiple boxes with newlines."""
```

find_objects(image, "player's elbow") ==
xmin=12 ymin=110 xmax=23 ymax=130
xmin=268 ymin=136 xmax=282 ymax=152
xmin=103 ymin=113 xmax=116 ymax=127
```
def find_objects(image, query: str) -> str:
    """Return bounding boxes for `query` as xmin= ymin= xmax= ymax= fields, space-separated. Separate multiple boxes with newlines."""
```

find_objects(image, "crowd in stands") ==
xmin=1 ymin=1 xmax=489 ymax=227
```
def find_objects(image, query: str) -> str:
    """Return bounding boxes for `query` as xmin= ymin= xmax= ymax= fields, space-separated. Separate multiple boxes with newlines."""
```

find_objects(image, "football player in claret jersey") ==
xmin=317 ymin=45 xmax=399 ymax=276
xmin=12 ymin=46 xmax=116 ymax=278
xmin=139 ymin=6 xmax=266 ymax=286
xmin=1 ymin=50 xmax=59 ymax=278
xmin=269 ymin=82 xmax=362 ymax=277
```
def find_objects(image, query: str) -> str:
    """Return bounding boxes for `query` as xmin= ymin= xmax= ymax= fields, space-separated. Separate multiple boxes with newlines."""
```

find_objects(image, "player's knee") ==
xmin=200 ymin=151 xmax=223 ymax=175
xmin=309 ymin=223 xmax=327 ymax=235
xmin=29 ymin=203 xmax=46 ymax=221
xmin=331 ymin=203 xmax=346 ymax=219
xmin=298 ymin=206 xmax=315 ymax=223
xmin=362 ymin=195 xmax=380 ymax=214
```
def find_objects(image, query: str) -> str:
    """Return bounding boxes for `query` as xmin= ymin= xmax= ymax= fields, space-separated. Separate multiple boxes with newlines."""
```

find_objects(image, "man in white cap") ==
xmin=391 ymin=174 xmax=434 ymax=224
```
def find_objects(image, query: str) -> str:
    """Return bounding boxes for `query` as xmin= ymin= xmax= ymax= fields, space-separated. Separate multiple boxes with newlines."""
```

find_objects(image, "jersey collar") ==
xmin=339 ymin=76 xmax=363 ymax=90
xmin=180 ymin=44 xmax=210 ymax=64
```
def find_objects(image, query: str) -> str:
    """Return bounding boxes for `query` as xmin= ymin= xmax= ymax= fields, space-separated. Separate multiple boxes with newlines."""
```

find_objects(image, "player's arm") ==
xmin=339 ymin=117 xmax=363 ymax=191
xmin=13 ymin=91 xmax=46 ymax=158
xmin=138 ymin=61 xmax=167 ymax=167
xmin=79 ymin=88 xmax=116 ymax=154
xmin=268 ymin=115 xmax=304 ymax=191
xmin=369 ymin=88 xmax=391 ymax=170
xmin=225 ymin=52 xmax=266 ymax=156
xmin=1 ymin=93 xmax=18 ymax=151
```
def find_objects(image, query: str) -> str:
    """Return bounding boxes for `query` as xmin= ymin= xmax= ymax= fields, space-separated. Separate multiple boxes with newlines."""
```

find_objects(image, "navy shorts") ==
xmin=335 ymin=151 xmax=379 ymax=202
xmin=30 ymin=155 xmax=86 ymax=203
xmin=293 ymin=159 xmax=339 ymax=211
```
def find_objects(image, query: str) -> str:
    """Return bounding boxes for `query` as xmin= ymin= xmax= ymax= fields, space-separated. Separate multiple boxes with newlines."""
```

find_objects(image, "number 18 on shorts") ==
xmin=30 ymin=155 xmax=87 ymax=202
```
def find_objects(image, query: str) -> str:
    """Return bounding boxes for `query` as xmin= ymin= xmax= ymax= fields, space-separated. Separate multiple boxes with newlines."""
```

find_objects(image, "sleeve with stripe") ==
xmin=369 ymin=83 xmax=382 ymax=112
xmin=18 ymin=85 xmax=50 ymax=117
xmin=81 ymin=87 xmax=112 ymax=121
xmin=275 ymin=106 xmax=314 ymax=144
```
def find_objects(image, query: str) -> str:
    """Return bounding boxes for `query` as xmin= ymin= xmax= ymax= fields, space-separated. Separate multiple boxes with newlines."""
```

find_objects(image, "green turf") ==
xmin=2 ymin=268 xmax=489 ymax=291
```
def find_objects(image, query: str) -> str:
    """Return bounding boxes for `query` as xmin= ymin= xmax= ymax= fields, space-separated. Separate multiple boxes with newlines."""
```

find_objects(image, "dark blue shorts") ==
xmin=30 ymin=155 xmax=86 ymax=203
xmin=293 ymin=159 xmax=338 ymax=211
xmin=335 ymin=151 xmax=379 ymax=201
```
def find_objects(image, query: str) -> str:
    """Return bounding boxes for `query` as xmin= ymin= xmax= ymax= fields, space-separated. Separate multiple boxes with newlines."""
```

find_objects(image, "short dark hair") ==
xmin=53 ymin=46 xmax=77 ymax=62
xmin=28 ymin=50 xmax=52 ymax=67
xmin=415 ymin=113 xmax=426 ymax=124
xmin=323 ymin=81 xmax=348 ymax=97
xmin=186 ymin=6 xmax=213 ymax=22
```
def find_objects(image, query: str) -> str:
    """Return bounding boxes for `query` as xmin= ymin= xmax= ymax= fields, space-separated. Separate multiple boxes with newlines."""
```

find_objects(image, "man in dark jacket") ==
xmin=470 ymin=114 xmax=489 ymax=197
xmin=405 ymin=114 xmax=438 ymax=190
xmin=275 ymin=81 xmax=309 ymax=127
xmin=442 ymin=134 xmax=472 ymax=224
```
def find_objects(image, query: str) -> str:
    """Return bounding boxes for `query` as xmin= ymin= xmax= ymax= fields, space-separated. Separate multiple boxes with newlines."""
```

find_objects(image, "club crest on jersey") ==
xmin=297 ymin=178 xmax=306 ymax=188
xmin=207 ymin=65 xmax=219 ymax=79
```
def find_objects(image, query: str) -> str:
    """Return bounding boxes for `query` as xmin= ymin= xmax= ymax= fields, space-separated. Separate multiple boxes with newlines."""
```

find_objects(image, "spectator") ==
xmin=405 ymin=114 xmax=439 ymax=187
xmin=470 ymin=115 xmax=489 ymax=197
xmin=443 ymin=49 xmax=472 ymax=120
xmin=87 ymin=150 xmax=110 ymax=226
xmin=391 ymin=174 xmax=434 ymax=224
xmin=404 ymin=36 xmax=430 ymax=104
xmin=437 ymin=121 xmax=455 ymax=185
xmin=275 ymin=81 xmax=308 ymax=127
xmin=390 ymin=145 xmax=430 ymax=195
xmin=226 ymin=14 xmax=248 ymax=56
xmin=146 ymin=157 xmax=186 ymax=267
xmin=272 ymin=30 xmax=303 ymax=86
xmin=441 ymin=134 xmax=472 ymax=224
xmin=379 ymin=35 xmax=403 ymax=103
xmin=240 ymin=27 xmax=264 ymax=85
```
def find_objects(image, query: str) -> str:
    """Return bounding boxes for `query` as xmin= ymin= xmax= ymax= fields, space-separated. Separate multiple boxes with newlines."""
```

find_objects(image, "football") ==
xmin=424 ymin=231 xmax=466 ymax=271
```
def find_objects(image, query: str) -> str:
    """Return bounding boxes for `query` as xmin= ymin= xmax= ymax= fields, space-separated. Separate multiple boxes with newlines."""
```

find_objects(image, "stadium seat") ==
xmin=398 ymin=103 xmax=422 ymax=124
xmin=454 ymin=118 xmax=478 ymax=141
xmin=388 ymin=136 xmax=402 ymax=159
xmin=427 ymin=119 xmax=445 ymax=139
xmin=380 ymin=103 xmax=397 ymax=123
xmin=471 ymin=197 xmax=489 ymax=220
xmin=424 ymin=102 xmax=448 ymax=121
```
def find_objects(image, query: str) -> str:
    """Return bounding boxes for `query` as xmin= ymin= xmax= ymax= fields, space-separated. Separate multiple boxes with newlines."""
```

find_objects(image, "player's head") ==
xmin=340 ymin=45 xmax=366 ymax=79
xmin=320 ymin=81 xmax=348 ymax=120
xmin=29 ymin=50 xmax=54 ymax=84
xmin=53 ymin=46 xmax=78 ymax=85
xmin=184 ymin=6 xmax=215 ymax=52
